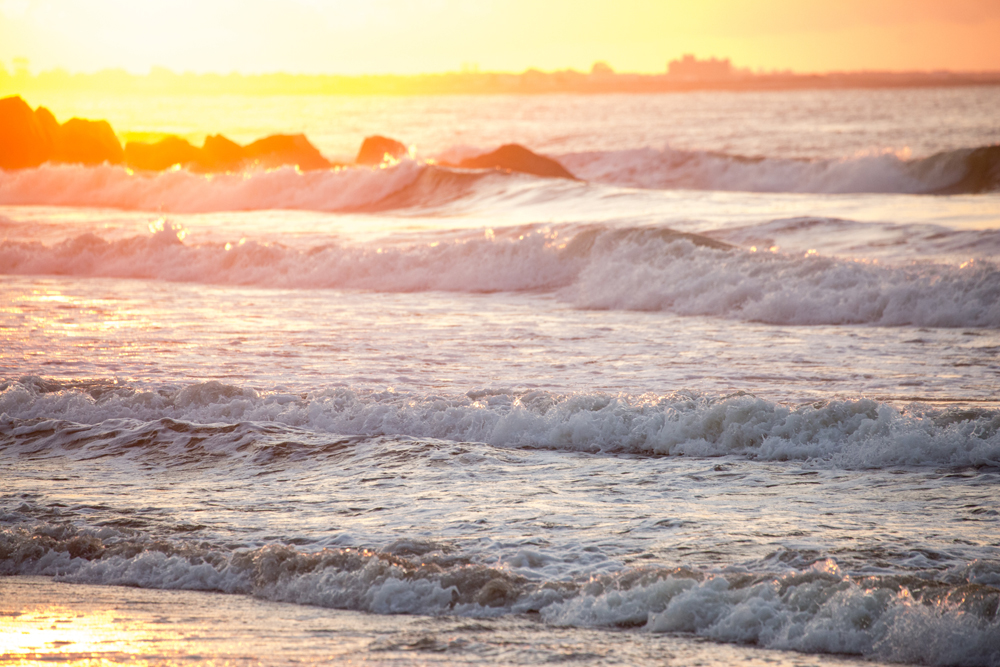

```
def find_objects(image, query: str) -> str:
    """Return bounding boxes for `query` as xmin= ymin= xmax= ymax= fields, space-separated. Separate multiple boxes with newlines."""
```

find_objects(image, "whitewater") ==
xmin=2 ymin=86 xmax=1000 ymax=666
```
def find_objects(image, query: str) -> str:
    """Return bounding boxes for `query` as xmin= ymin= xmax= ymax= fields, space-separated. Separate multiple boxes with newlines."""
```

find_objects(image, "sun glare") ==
xmin=0 ymin=605 xmax=157 ymax=664
xmin=1 ymin=0 xmax=998 ymax=79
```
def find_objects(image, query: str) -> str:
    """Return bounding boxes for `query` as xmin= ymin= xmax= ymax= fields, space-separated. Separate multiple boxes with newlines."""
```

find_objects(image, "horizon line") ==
xmin=5 ymin=62 xmax=1000 ymax=98
xmin=6 ymin=62 xmax=1000 ymax=79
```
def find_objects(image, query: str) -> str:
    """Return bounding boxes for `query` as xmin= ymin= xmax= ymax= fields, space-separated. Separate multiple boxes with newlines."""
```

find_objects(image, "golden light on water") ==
xmin=0 ymin=606 xmax=144 ymax=665
xmin=0 ymin=577 xmax=372 ymax=665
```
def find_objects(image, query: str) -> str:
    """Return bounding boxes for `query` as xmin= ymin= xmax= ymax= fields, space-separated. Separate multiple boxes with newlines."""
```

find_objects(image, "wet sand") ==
xmin=1 ymin=575 xmax=881 ymax=666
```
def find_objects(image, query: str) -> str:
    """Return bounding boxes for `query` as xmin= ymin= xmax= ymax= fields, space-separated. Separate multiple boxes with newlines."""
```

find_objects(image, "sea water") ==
xmin=1 ymin=86 xmax=999 ymax=666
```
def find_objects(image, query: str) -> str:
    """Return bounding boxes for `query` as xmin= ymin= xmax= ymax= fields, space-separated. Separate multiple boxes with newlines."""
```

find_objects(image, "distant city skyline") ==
xmin=5 ymin=58 xmax=997 ymax=98
xmin=1 ymin=0 xmax=999 ymax=76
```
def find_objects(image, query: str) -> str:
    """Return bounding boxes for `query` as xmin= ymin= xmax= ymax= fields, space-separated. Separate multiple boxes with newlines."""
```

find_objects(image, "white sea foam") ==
xmin=0 ymin=160 xmax=426 ymax=212
xmin=3 ymin=380 xmax=998 ymax=469
xmin=568 ymin=234 xmax=1000 ymax=327
xmin=2 ymin=520 xmax=997 ymax=666
xmin=3 ymin=224 xmax=998 ymax=327
xmin=545 ymin=562 xmax=1000 ymax=666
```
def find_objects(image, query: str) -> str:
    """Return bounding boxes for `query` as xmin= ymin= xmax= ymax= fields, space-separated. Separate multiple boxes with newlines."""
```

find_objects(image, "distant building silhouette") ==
xmin=668 ymin=55 xmax=732 ymax=80
xmin=4 ymin=61 xmax=1000 ymax=96
xmin=590 ymin=61 xmax=614 ymax=76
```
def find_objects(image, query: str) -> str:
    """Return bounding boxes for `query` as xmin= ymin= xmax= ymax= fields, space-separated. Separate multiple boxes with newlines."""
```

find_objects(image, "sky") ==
xmin=2 ymin=0 xmax=999 ymax=76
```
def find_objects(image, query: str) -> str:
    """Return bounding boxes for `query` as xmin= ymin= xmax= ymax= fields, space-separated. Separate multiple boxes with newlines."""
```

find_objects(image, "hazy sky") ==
xmin=2 ymin=0 xmax=999 ymax=75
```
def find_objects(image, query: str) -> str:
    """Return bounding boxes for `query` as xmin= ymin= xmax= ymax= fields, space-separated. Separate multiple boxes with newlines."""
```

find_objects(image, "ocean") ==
xmin=1 ymin=86 xmax=999 ymax=666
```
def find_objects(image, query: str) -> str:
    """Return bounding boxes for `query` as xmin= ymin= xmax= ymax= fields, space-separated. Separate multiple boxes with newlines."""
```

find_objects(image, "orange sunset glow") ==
xmin=2 ymin=0 xmax=1000 ymax=76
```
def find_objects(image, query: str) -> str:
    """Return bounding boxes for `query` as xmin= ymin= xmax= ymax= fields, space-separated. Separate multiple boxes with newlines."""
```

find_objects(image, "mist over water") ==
xmin=2 ymin=87 xmax=1000 ymax=666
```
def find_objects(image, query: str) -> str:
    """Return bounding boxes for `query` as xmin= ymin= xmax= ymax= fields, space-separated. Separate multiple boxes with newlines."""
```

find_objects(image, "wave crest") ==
xmin=2 ymin=144 xmax=997 ymax=216
xmin=3 ymin=224 xmax=999 ymax=327
xmin=1 ymin=517 xmax=998 ymax=666
xmin=0 ymin=160 xmax=430 ymax=212
xmin=561 ymin=144 xmax=1000 ymax=194
xmin=3 ymin=380 xmax=999 ymax=469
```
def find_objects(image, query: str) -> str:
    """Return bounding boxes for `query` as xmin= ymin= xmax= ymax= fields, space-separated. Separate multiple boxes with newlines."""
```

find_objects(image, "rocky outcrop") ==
xmin=1 ymin=95 xmax=125 ymax=168
xmin=3 ymin=96 xmax=337 ymax=172
xmin=458 ymin=144 xmax=576 ymax=180
xmin=0 ymin=96 xmax=54 ymax=168
xmin=244 ymin=134 xmax=330 ymax=170
xmin=54 ymin=118 xmax=124 ymax=165
xmin=123 ymin=133 xmax=334 ymax=172
xmin=125 ymin=136 xmax=203 ymax=171
xmin=356 ymin=135 xmax=408 ymax=165
xmin=34 ymin=106 xmax=61 ymax=152
xmin=200 ymin=134 xmax=246 ymax=171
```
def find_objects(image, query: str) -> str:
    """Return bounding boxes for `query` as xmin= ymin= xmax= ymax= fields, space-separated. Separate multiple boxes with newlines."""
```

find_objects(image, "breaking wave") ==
xmin=4 ymin=376 xmax=1000 ymax=665
xmin=0 ymin=159 xmax=446 ymax=213
xmin=560 ymin=143 xmax=1000 ymax=194
xmin=0 ymin=144 xmax=997 ymax=218
xmin=2 ymin=496 xmax=999 ymax=666
xmin=2 ymin=223 xmax=999 ymax=327
xmin=3 ymin=378 xmax=999 ymax=470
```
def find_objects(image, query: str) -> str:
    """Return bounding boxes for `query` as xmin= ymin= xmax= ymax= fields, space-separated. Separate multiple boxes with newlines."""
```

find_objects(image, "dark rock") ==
xmin=55 ymin=117 xmax=124 ymax=165
xmin=125 ymin=135 xmax=203 ymax=171
xmin=0 ymin=98 xmax=123 ymax=168
xmin=0 ymin=95 xmax=52 ymax=168
xmin=35 ymin=106 xmax=60 ymax=155
xmin=458 ymin=144 xmax=577 ymax=180
xmin=2 ymin=97 xmax=334 ymax=172
xmin=244 ymin=134 xmax=330 ymax=170
xmin=356 ymin=135 xmax=408 ymax=165
xmin=124 ymin=133 xmax=293 ymax=173
xmin=200 ymin=134 xmax=247 ymax=171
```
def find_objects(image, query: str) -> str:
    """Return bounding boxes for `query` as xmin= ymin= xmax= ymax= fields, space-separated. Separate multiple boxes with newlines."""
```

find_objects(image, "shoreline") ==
xmin=0 ymin=575 xmax=886 ymax=666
